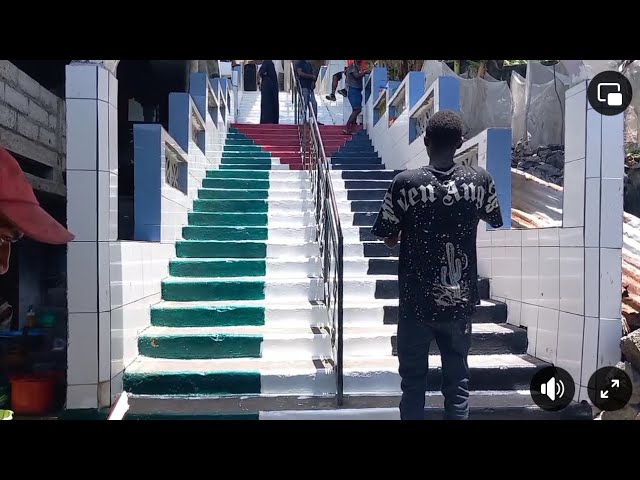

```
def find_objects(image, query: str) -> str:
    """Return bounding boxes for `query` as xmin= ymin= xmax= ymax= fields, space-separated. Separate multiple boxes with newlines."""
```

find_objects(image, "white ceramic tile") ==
xmin=504 ymin=247 xmax=522 ymax=301
xmin=98 ymin=241 xmax=111 ymax=312
xmin=111 ymin=372 xmax=124 ymax=404
xmin=566 ymin=81 xmax=587 ymax=98
xmin=97 ymin=66 xmax=109 ymax=103
xmin=585 ymin=108 xmax=602 ymax=179
xmin=581 ymin=316 xmax=599 ymax=386
xmin=66 ymin=99 xmax=97 ymax=170
xmin=67 ymin=171 xmax=97 ymax=241
xmin=521 ymin=229 xmax=539 ymax=247
xmin=598 ymin=317 xmax=622 ymax=368
xmin=556 ymin=312 xmax=585 ymax=383
xmin=563 ymin=158 xmax=585 ymax=228
xmin=98 ymin=311 xmax=111 ymax=383
xmin=564 ymin=91 xmax=586 ymax=163
xmin=67 ymin=312 xmax=98 ymax=385
xmin=538 ymin=228 xmax=559 ymax=246
xmin=96 ymin=100 xmax=109 ymax=172
xmin=538 ymin=246 xmax=560 ymax=310
xmin=490 ymin=246 xmax=507 ymax=298
xmin=584 ymin=178 xmax=601 ymax=248
xmin=601 ymin=112 xmax=624 ymax=180
xmin=560 ymin=247 xmax=584 ymax=315
xmin=578 ymin=386 xmax=591 ymax=403
xmin=67 ymin=242 xmax=98 ymax=313
xmin=504 ymin=229 xmax=522 ymax=247
xmin=66 ymin=65 xmax=98 ymax=99
xmin=477 ymin=223 xmax=491 ymax=248
xmin=535 ymin=307 xmax=559 ymax=363
xmin=521 ymin=302 xmax=538 ymax=329
xmin=599 ymin=248 xmax=623 ymax=319
xmin=110 ymin=310 xmax=124 ymax=378
xmin=109 ymin=173 xmax=118 ymax=241
xmin=559 ymin=227 xmax=584 ymax=247
xmin=584 ymin=248 xmax=600 ymax=318
xmin=108 ymin=104 xmax=118 ymax=174
xmin=66 ymin=384 xmax=98 ymax=409
xmin=477 ymin=247 xmax=491 ymax=278
xmin=97 ymin=172 xmax=110 ymax=242
xmin=521 ymin=246 xmax=540 ymax=305
xmin=109 ymin=71 xmax=118 ymax=107
xmin=491 ymin=228 xmax=506 ymax=247
xmin=599 ymin=179 xmax=623 ymax=249
xmin=98 ymin=380 xmax=111 ymax=409
xmin=507 ymin=300 xmax=522 ymax=326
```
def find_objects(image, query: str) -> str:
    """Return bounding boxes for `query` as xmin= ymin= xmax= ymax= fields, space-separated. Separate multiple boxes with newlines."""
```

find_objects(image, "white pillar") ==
xmin=65 ymin=61 xmax=118 ymax=410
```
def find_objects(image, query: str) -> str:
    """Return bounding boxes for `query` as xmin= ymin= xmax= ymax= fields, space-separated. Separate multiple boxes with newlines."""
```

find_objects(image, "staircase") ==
xmin=122 ymin=117 xmax=592 ymax=419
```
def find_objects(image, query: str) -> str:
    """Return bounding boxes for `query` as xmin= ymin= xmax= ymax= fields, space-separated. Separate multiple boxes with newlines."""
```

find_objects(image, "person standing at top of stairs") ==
xmin=258 ymin=60 xmax=280 ymax=124
xmin=343 ymin=61 xmax=370 ymax=135
xmin=370 ymin=111 xmax=505 ymax=420
xmin=295 ymin=60 xmax=322 ymax=124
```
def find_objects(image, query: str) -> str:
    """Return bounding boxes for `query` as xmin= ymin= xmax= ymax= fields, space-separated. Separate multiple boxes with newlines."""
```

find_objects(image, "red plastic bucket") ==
xmin=10 ymin=374 xmax=57 ymax=415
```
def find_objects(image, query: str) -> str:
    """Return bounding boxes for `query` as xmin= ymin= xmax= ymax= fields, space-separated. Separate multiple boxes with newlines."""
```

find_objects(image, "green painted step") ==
xmin=151 ymin=304 xmax=265 ymax=327
xmin=222 ymin=151 xmax=271 ymax=157
xmin=222 ymin=146 xmax=263 ymax=152
xmin=205 ymin=170 xmax=269 ymax=179
xmin=123 ymin=370 xmax=261 ymax=395
xmin=224 ymin=139 xmax=257 ymax=146
xmin=201 ymin=178 xmax=269 ymax=189
xmin=169 ymin=258 xmax=266 ymax=277
xmin=176 ymin=240 xmax=267 ymax=258
xmin=138 ymin=330 xmax=263 ymax=359
xmin=220 ymin=164 xmax=273 ymax=170
xmin=162 ymin=278 xmax=266 ymax=301
xmin=125 ymin=413 xmax=259 ymax=420
xmin=188 ymin=212 xmax=268 ymax=227
xmin=198 ymin=189 xmax=269 ymax=200
xmin=220 ymin=157 xmax=274 ymax=164
xmin=182 ymin=225 xmax=268 ymax=240
xmin=193 ymin=199 xmax=268 ymax=213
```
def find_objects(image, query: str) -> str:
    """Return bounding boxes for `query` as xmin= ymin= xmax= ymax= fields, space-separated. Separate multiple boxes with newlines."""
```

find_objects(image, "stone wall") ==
xmin=0 ymin=60 xmax=66 ymax=196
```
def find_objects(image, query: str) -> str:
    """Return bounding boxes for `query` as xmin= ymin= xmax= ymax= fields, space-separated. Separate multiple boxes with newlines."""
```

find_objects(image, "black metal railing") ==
xmin=290 ymin=63 xmax=344 ymax=405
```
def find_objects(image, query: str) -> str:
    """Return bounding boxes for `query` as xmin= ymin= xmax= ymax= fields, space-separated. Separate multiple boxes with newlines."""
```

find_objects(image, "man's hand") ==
xmin=383 ymin=231 xmax=401 ymax=249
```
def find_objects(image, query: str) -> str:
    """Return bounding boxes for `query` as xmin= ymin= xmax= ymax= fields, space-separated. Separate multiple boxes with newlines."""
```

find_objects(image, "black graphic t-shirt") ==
xmin=371 ymin=164 xmax=504 ymax=323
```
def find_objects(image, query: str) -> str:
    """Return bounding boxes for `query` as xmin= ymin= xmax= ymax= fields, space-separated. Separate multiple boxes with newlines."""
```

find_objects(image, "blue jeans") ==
xmin=397 ymin=315 xmax=472 ymax=420
xmin=347 ymin=86 xmax=363 ymax=110
xmin=301 ymin=88 xmax=318 ymax=121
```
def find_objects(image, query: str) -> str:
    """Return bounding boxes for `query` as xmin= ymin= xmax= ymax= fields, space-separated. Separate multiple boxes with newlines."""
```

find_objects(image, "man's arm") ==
xmin=295 ymin=62 xmax=316 ymax=80
xmin=479 ymin=171 xmax=504 ymax=228
xmin=371 ymin=177 xmax=404 ymax=249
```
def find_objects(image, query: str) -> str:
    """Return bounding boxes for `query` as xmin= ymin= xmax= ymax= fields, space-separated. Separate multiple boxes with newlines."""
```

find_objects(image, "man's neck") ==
xmin=429 ymin=155 xmax=456 ymax=171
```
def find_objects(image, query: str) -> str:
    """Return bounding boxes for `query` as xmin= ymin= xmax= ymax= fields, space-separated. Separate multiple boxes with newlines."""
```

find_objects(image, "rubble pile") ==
xmin=596 ymin=329 xmax=640 ymax=420
xmin=511 ymin=141 xmax=564 ymax=187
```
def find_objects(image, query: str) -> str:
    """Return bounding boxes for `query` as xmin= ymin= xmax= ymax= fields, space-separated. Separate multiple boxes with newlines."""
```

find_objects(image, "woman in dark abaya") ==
xmin=258 ymin=60 xmax=280 ymax=124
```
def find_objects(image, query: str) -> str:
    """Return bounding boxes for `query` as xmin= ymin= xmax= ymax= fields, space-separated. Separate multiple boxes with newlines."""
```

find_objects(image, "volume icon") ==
xmin=540 ymin=376 xmax=565 ymax=401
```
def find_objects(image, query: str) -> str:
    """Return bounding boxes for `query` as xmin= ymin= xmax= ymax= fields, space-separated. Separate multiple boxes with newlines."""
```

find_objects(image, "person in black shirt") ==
xmin=371 ymin=110 xmax=504 ymax=420
xmin=295 ymin=60 xmax=319 ymax=122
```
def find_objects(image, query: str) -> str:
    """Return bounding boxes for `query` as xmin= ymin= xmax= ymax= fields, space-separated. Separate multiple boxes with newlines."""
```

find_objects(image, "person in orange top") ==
xmin=326 ymin=60 xmax=369 ymax=102
xmin=0 ymin=146 xmax=75 ymax=275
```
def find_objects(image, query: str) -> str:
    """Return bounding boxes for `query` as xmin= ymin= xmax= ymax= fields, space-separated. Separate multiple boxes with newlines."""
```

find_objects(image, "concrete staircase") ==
xmin=122 ymin=124 xmax=592 ymax=420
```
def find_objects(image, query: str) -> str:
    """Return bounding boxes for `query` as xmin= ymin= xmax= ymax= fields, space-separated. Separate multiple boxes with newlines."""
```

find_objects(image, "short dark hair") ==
xmin=423 ymin=110 xmax=463 ymax=150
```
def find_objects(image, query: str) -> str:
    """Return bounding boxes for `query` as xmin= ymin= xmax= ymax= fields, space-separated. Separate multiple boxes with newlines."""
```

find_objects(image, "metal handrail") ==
xmin=290 ymin=63 xmax=344 ymax=405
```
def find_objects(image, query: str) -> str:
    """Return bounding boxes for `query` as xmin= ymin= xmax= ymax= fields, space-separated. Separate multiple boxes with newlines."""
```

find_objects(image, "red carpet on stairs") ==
xmin=231 ymin=124 xmax=361 ymax=167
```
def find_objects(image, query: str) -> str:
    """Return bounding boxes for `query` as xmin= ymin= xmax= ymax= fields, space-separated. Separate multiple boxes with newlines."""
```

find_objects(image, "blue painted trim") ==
xmin=134 ymin=125 xmax=163 ymax=242
xmin=485 ymin=128 xmax=513 ymax=230
xmin=407 ymin=71 xmax=426 ymax=110
xmin=189 ymin=72 xmax=209 ymax=120
xmin=370 ymin=67 xmax=388 ymax=105
xmin=437 ymin=75 xmax=460 ymax=112
xmin=168 ymin=93 xmax=191 ymax=153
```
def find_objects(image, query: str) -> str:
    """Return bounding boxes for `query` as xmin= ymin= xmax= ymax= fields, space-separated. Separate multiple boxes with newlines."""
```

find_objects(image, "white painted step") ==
xmin=127 ymin=356 xmax=337 ymax=395
xmin=142 ymin=325 xmax=332 ymax=360
xmin=260 ymin=408 xmax=401 ymax=420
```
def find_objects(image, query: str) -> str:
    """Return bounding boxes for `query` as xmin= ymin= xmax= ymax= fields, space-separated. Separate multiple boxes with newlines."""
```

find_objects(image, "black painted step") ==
xmin=352 ymin=212 xmax=378 ymax=226
xmin=332 ymin=164 xmax=385 ymax=171
xmin=341 ymin=170 xmax=399 ymax=180
xmin=389 ymin=324 xmax=527 ymax=355
xmin=348 ymin=190 xmax=387 ymax=201
xmin=363 ymin=242 xmax=399 ymax=257
xmin=345 ymin=180 xmax=393 ymax=190
xmin=351 ymin=200 xmax=384 ymax=212
xmin=331 ymin=156 xmax=382 ymax=163
xmin=381 ymin=299 xmax=506 ymax=325
xmin=374 ymin=277 xmax=491 ymax=301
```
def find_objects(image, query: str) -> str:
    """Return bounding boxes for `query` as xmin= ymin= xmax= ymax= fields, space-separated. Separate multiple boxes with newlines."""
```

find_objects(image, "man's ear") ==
xmin=456 ymin=138 xmax=463 ymax=149
xmin=423 ymin=135 xmax=430 ymax=147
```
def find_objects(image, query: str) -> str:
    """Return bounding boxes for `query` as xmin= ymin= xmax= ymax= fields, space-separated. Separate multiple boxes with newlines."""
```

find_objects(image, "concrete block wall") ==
xmin=65 ymin=61 xmax=234 ymax=410
xmin=0 ymin=60 xmax=66 ymax=196
xmin=363 ymin=73 xmax=624 ymax=403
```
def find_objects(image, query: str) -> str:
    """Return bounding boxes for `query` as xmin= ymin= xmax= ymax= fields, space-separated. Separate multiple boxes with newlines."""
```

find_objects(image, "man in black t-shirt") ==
xmin=371 ymin=111 xmax=504 ymax=420
xmin=295 ymin=60 xmax=319 ymax=122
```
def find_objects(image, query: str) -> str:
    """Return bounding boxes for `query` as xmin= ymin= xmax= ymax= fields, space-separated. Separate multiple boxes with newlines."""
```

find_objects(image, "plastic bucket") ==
xmin=0 ymin=409 xmax=13 ymax=420
xmin=10 ymin=374 xmax=56 ymax=416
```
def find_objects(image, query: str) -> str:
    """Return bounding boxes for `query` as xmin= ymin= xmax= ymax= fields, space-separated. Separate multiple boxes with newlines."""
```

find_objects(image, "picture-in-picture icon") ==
xmin=597 ymin=83 xmax=623 ymax=107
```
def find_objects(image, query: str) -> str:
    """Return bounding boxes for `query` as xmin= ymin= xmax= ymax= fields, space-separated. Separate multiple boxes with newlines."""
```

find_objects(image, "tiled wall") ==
xmin=364 ymin=75 xmax=624 ymax=403
xmin=65 ymin=62 xmax=233 ymax=409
